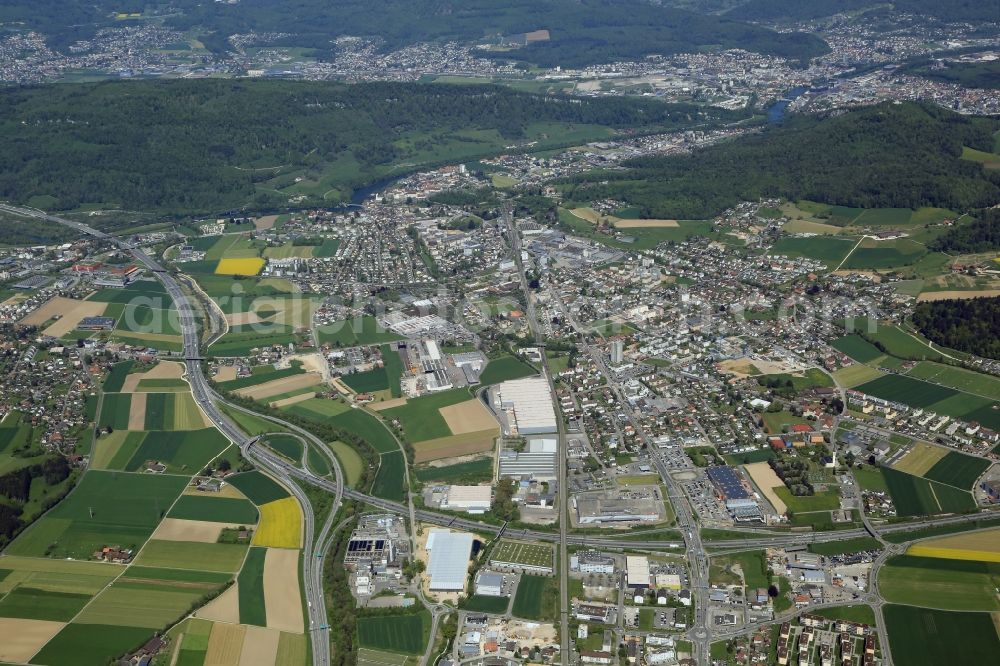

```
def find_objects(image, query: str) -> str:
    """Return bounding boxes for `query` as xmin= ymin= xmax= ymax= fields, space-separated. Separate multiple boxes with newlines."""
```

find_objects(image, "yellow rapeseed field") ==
xmin=215 ymin=258 xmax=265 ymax=276
xmin=252 ymin=497 xmax=302 ymax=549
xmin=907 ymin=527 xmax=1000 ymax=563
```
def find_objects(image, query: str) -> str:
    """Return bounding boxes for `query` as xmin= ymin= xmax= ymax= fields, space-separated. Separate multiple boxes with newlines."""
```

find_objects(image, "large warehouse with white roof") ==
xmin=491 ymin=376 xmax=558 ymax=435
xmin=425 ymin=530 xmax=475 ymax=591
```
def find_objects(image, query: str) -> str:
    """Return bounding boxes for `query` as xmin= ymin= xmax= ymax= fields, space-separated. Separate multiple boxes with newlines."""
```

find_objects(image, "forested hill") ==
xmin=724 ymin=0 xmax=997 ymax=23
xmin=561 ymin=102 xmax=1000 ymax=220
xmin=0 ymin=0 xmax=828 ymax=67
xmin=0 ymin=79 xmax=739 ymax=216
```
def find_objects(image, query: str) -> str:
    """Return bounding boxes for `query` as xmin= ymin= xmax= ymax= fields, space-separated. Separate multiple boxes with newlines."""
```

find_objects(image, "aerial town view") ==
xmin=0 ymin=1 xmax=999 ymax=665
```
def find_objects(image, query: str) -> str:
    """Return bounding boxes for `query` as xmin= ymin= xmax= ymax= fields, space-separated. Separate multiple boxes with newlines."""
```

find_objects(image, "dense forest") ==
xmin=913 ymin=297 xmax=1000 ymax=361
xmin=0 ymin=79 xmax=739 ymax=216
xmin=928 ymin=210 xmax=1000 ymax=254
xmin=1 ymin=0 xmax=827 ymax=67
xmin=901 ymin=59 xmax=1000 ymax=91
xmin=561 ymin=103 xmax=1000 ymax=219
xmin=725 ymin=0 xmax=998 ymax=22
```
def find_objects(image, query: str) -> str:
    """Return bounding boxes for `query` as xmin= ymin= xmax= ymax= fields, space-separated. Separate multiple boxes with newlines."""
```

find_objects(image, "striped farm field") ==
xmin=908 ymin=527 xmax=1000 ymax=563
xmin=252 ymin=497 xmax=302 ymax=549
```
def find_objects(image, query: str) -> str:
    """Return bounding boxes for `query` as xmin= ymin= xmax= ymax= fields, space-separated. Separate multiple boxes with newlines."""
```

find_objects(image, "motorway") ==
xmin=10 ymin=201 xmax=999 ymax=665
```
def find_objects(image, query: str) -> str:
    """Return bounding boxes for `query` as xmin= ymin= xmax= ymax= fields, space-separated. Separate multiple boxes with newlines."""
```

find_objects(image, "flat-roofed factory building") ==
xmin=491 ymin=376 xmax=558 ymax=435
xmin=426 ymin=530 xmax=475 ymax=591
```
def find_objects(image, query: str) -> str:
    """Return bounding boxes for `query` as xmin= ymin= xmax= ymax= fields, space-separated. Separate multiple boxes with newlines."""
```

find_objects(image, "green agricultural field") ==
xmin=0 ymin=586 xmax=92 ymax=621
xmin=219 ymin=403 xmax=285 ymax=437
xmin=266 ymin=434 xmax=303 ymax=462
xmin=773 ymin=487 xmax=841 ymax=513
xmin=316 ymin=316 xmax=403 ymax=347
xmin=328 ymin=441 xmax=363 ymax=486
xmin=372 ymin=452 xmax=406 ymax=502
xmin=479 ymin=355 xmax=537 ymax=385
xmin=76 ymin=579 xmax=218 ymax=628
xmin=880 ymin=555 xmax=1000 ymax=611
xmin=769 ymin=236 xmax=856 ymax=267
xmin=92 ymin=430 xmax=146 ymax=470
xmin=226 ymin=470 xmax=291 ymax=505
xmin=851 ymin=320 xmax=944 ymax=361
xmin=133 ymin=539 xmax=248 ymax=573
xmin=906 ymin=361 xmax=1000 ymax=398
xmin=831 ymin=335 xmax=884 ymax=364
xmin=168 ymin=496 xmax=259 ymax=524
xmin=31 ymin=623 xmax=154 ymax=666
xmin=109 ymin=303 xmax=181 ymax=336
xmin=884 ymin=516 xmax=1000 ymax=544
xmin=330 ymin=409 xmax=398 ymax=453
xmin=512 ymin=574 xmax=558 ymax=621
xmin=832 ymin=363 xmax=884 ymax=388
xmin=6 ymin=471 xmax=187 ymax=559
xmin=123 ymin=428 xmax=229 ymax=474
xmin=885 ymin=604 xmax=1000 ymax=666
xmin=381 ymin=344 xmax=404 ymax=398
xmin=210 ymin=323 xmax=297 ymax=356
xmin=757 ymin=368 xmax=834 ymax=391
xmin=98 ymin=393 xmax=132 ymax=430
xmin=881 ymin=467 xmax=975 ymax=516
xmin=462 ymin=595 xmax=510 ymax=613
xmin=238 ymin=546 xmax=267 ymax=627
xmin=807 ymin=537 xmax=881 ymax=556
xmin=282 ymin=397 xmax=350 ymax=421
xmin=923 ymin=452 xmax=990 ymax=490
xmin=143 ymin=392 xmax=173 ymax=430
xmin=854 ymin=207 xmax=915 ymax=226
xmin=88 ymin=280 xmax=169 ymax=305
xmin=216 ymin=365 xmax=304 ymax=392
xmin=357 ymin=611 xmax=431 ymax=654
xmin=809 ymin=605 xmax=876 ymax=625
xmin=856 ymin=374 xmax=956 ymax=408
xmin=102 ymin=360 xmax=136 ymax=392
xmin=843 ymin=238 xmax=927 ymax=270
xmin=121 ymin=566 xmax=232 ymax=585
xmin=491 ymin=540 xmax=555 ymax=569
xmin=341 ymin=366 xmax=390 ymax=394
xmin=379 ymin=388 xmax=471 ymax=442
xmin=0 ymin=556 xmax=121 ymax=597
xmin=414 ymin=457 xmax=493 ymax=484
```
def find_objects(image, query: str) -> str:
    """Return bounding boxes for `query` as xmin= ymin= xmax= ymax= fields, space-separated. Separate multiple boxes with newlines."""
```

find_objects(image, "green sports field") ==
xmin=880 ymin=555 xmax=1000 ymax=612
xmin=885 ymin=604 xmax=1000 ymax=666
xmin=357 ymin=611 xmax=432 ymax=654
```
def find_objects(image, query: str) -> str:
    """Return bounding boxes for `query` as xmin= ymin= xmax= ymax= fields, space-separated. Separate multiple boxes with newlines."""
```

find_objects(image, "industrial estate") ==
xmin=0 ymin=2 xmax=999 ymax=666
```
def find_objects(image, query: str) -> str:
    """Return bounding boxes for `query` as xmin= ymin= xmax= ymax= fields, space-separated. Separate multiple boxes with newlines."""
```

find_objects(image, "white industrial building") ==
xmin=626 ymin=555 xmax=650 ymax=589
xmin=474 ymin=571 xmax=504 ymax=596
xmin=426 ymin=530 xmax=475 ymax=591
xmin=442 ymin=485 xmax=492 ymax=513
xmin=492 ymin=376 xmax=558 ymax=434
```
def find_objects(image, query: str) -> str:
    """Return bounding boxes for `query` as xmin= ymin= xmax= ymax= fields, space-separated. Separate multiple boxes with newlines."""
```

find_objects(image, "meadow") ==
xmin=265 ymin=434 xmax=304 ymax=462
xmin=357 ymin=612 xmax=431 ymax=654
xmin=830 ymin=335 xmax=884 ymax=363
xmin=511 ymin=575 xmax=557 ymax=621
xmin=478 ymin=355 xmax=536 ymax=385
xmin=102 ymin=360 xmax=136 ymax=392
xmin=379 ymin=388 xmax=471 ymax=442
xmin=414 ymin=457 xmax=494 ymax=484
xmin=461 ymin=595 xmax=509 ymax=613
xmin=0 ymin=586 xmax=92 ymax=621
xmin=31 ymin=623 xmax=153 ymax=666
xmin=372 ymin=452 xmax=406 ymax=502
xmin=809 ymin=605 xmax=876 ymax=625
xmin=330 ymin=409 xmax=399 ymax=454
xmin=768 ymin=236 xmax=856 ymax=268
xmin=884 ymin=604 xmax=1000 ymax=666
xmin=328 ymin=441 xmax=364 ymax=486
xmin=6 ymin=471 xmax=187 ymax=559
